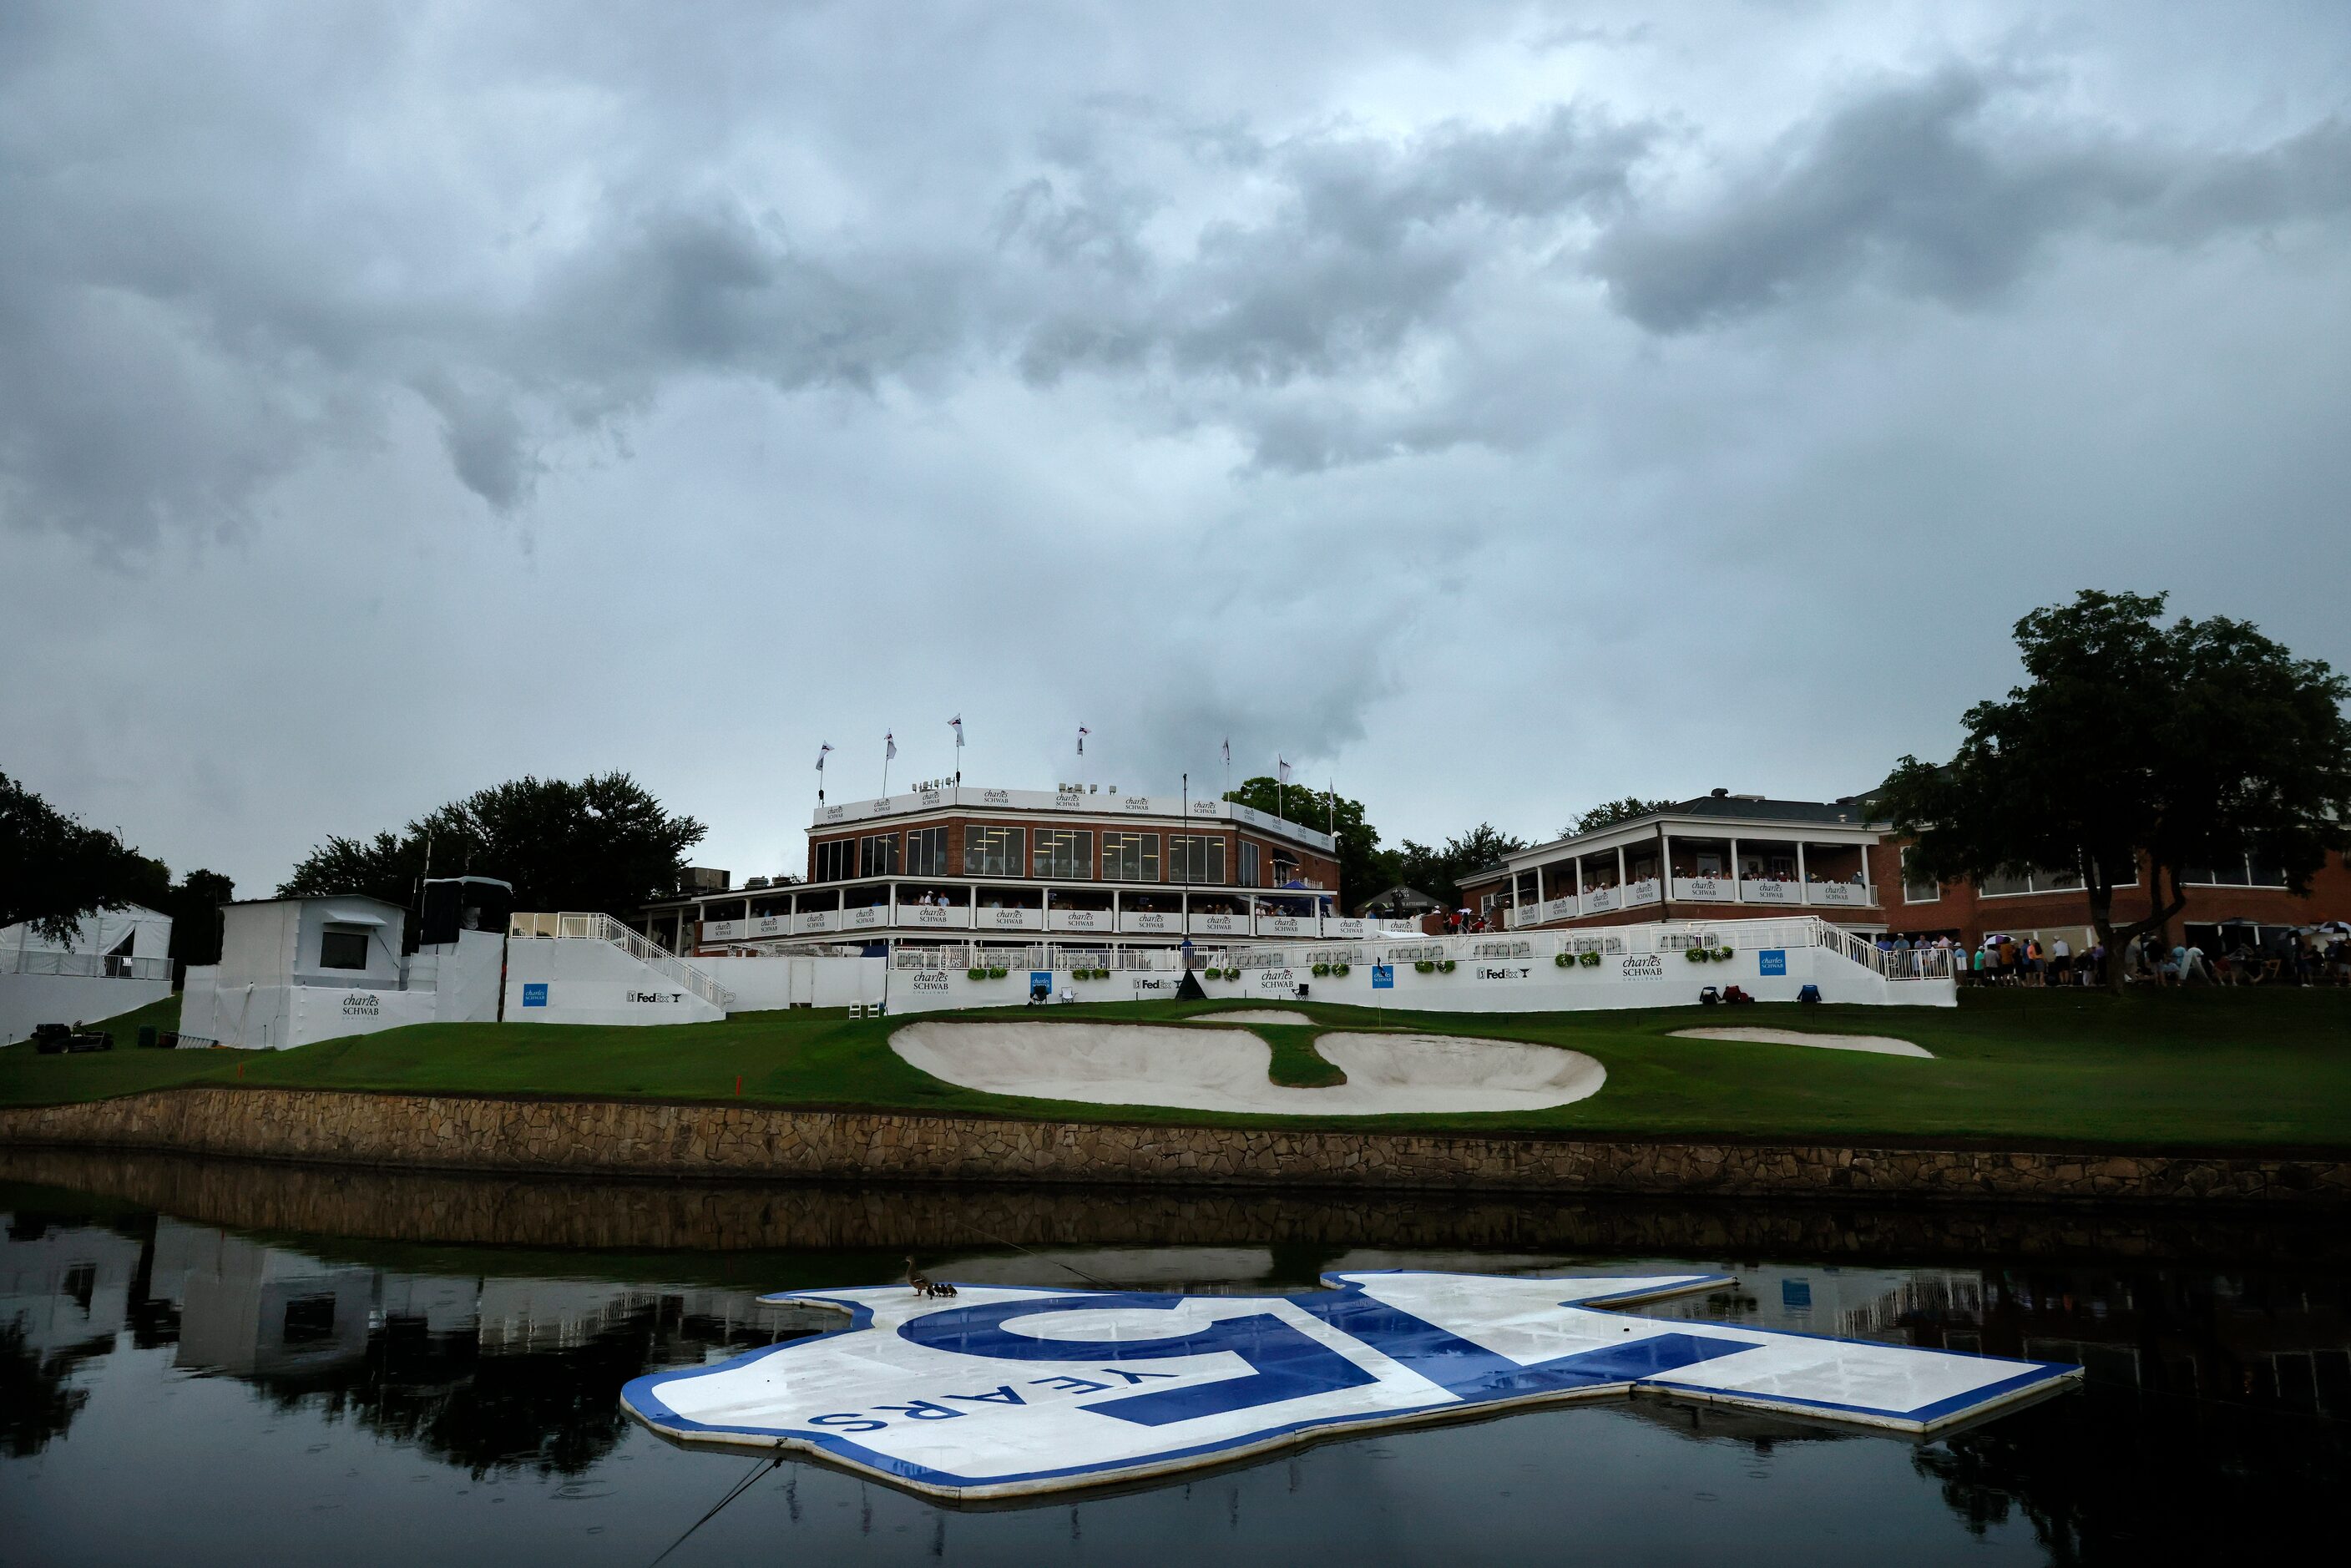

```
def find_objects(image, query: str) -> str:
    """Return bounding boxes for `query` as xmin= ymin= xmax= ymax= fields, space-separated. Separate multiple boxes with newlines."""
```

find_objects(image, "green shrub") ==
xmin=1578 ymin=950 xmax=1601 ymax=969
xmin=985 ymin=966 xmax=1008 ymax=979
xmin=1555 ymin=952 xmax=1571 ymax=967
xmin=967 ymin=968 xmax=986 ymax=981
xmin=1332 ymin=963 xmax=1350 ymax=977
xmin=1414 ymin=960 xmax=1435 ymax=974
xmin=1437 ymin=959 xmax=1456 ymax=974
xmin=1312 ymin=962 xmax=1331 ymax=976
xmin=1686 ymin=947 xmax=1709 ymax=963
xmin=1711 ymin=947 xmax=1734 ymax=962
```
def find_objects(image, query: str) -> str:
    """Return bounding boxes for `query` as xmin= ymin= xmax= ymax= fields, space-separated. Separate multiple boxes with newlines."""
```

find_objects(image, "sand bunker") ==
xmin=1670 ymin=1026 xmax=1931 ymax=1059
xmin=1193 ymin=1009 xmax=1314 ymax=1025
xmin=890 ymin=1021 xmax=1605 ymax=1115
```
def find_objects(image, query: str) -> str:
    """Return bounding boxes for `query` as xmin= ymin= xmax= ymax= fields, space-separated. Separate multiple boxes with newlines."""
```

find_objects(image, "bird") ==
xmin=904 ymin=1256 xmax=958 ymax=1297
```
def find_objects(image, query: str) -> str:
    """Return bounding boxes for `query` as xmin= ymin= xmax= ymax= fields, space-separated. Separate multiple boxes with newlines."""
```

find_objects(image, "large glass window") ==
xmin=1101 ymin=832 xmax=1159 ymax=883
xmin=963 ymin=825 xmax=1025 ymax=878
xmin=2185 ymin=852 xmax=2290 ymax=888
xmin=858 ymin=833 xmax=899 ymax=878
xmin=811 ymin=839 xmax=854 ymax=883
xmin=1241 ymin=842 xmax=1261 ymax=888
xmin=905 ymin=826 xmax=947 ymax=877
xmin=1033 ymin=829 xmax=1093 ymax=879
xmin=1169 ymin=834 xmax=1226 ymax=885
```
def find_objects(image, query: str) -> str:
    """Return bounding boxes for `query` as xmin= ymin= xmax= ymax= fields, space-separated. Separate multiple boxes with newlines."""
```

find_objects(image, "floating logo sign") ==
xmin=520 ymin=983 xmax=548 ymax=1007
xmin=621 ymin=1272 xmax=2078 ymax=1501
xmin=1759 ymin=948 xmax=1788 ymax=976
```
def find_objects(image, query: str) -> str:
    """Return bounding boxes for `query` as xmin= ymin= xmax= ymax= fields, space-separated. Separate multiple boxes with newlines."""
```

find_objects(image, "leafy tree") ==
xmin=0 ymin=771 xmax=169 ymax=941
xmin=280 ymin=774 xmax=707 ymax=922
xmin=161 ymin=868 xmax=237 ymax=971
xmin=1563 ymin=797 xmax=1673 ymax=837
xmin=1223 ymin=776 xmax=1383 ymax=906
xmin=1382 ymin=823 xmax=1529 ymax=911
xmin=1879 ymin=590 xmax=2351 ymax=989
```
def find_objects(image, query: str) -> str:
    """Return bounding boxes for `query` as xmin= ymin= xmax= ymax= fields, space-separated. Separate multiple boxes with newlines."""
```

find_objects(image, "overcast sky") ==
xmin=6 ymin=1 xmax=2348 ymax=893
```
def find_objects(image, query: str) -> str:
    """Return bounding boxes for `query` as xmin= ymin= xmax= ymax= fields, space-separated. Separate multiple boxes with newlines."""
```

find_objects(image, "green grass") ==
xmin=1244 ymin=1023 xmax=1347 ymax=1089
xmin=3 ymin=989 xmax=2348 ymax=1151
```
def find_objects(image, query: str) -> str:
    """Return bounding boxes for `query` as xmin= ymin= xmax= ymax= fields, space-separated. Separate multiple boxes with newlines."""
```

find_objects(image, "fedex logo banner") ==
xmin=621 ymin=1272 xmax=2078 ymax=1501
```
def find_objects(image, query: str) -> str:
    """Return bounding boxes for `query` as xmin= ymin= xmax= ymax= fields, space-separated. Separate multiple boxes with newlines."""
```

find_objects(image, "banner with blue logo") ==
xmin=1371 ymin=964 xmax=1393 ymax=989
xmin=521 ymin=982 xmax=549 ymax=1007
xmin=623 ymin=1271 xmax=2078 ymax=1500
xmin=1758 ymin=949 xmax=1787 ymax=976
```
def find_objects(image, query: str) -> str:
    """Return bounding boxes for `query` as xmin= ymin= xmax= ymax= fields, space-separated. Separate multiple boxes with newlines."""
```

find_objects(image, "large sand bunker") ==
xmin=890 ymin=1021 xmax=1605 ymax=1115
xmin=1193 ymin=1009 xmax=1314 ymax=1025
xmin=1670 ymin=1026 xmax=1931 ymax=1058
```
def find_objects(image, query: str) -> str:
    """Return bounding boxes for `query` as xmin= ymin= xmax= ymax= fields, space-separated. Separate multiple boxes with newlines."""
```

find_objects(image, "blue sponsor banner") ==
xmin=1032 ymin=971 xmax=1054 ymax=990
xmin=521 ymin=982 xmax=549 ymax=1007
xmin=1371 ymin=964 xmax=1394 ymax=989
xmin=1758 ymin=949 xmax=1787 ymax=976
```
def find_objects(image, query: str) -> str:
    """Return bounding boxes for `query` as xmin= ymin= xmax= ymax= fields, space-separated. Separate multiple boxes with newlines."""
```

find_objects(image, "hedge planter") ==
xmin=1686 ymin=948 xmax=1710 ymax=964
xmin=1578 ymin=951 xmax=1602 ymax=969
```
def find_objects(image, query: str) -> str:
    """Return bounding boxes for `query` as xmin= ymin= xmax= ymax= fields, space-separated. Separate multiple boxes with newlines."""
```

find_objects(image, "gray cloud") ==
xmin=1590 ymin=65 xmax=2351 ymax=331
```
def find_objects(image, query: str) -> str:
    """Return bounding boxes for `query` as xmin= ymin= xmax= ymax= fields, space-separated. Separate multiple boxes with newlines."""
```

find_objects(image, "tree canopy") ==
xmin=1879 ymin=589 xmax=2351 ymax=986
xmin=279 ymin=773 xmax=707 ymax=920
xmin=1223 ymin=776 xmax=1383 ymax=906
xmin=1 ymin=771 xmax=234 ymax=956
xmin=1563 ymin=797 xmax=1674 ymax=837
xmin=1378 ymin=823 xmax=1529 ymax=911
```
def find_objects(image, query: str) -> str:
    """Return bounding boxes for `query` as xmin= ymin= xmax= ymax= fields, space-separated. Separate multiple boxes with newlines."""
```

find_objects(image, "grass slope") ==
xmin=3 ymin=989 xmax=2347 ymax=1151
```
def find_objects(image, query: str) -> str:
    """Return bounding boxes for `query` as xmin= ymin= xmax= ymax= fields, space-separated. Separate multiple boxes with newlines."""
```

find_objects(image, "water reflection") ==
xmin=2 ymin=1149 xmax=2347 ymax=1562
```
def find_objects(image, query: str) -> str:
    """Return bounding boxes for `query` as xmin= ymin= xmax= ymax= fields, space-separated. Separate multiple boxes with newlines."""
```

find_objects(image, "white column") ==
xmin=1797 ymin=842 xmax=1809 ymax=903
xmin=1616 ymin=846 xmax=1627 ymax=888
xmin=1660 ymin=833 xmax=1672 ymax=898
xmin=1535 ymin=863 xmax=1545 ymax=908
xmin=1731 ymin=838 xmax=1742 ymax=901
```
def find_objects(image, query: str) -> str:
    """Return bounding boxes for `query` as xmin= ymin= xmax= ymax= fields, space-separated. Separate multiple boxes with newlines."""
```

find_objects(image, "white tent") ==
xmin=1 ymin=904 xmax=174 ymax=1044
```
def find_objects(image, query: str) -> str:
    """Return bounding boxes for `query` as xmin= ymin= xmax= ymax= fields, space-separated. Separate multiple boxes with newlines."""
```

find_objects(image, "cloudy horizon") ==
xmin=6 ymin=1 xmax=2348 ymax=893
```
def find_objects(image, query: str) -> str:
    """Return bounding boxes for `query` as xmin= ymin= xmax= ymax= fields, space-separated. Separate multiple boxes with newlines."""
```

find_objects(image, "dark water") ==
xmin=3 ymin=1150 xmax=2346 ymax=1565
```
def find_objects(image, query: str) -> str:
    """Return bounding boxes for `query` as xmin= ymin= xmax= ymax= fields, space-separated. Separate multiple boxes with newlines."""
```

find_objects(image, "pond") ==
xmin=2 ymin=1147 xmax=2345 ymax=1565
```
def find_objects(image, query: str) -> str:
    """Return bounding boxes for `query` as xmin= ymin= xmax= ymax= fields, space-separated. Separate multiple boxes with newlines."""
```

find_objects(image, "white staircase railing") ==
xmin=509 ymin=912 xmax=733 ymax=1009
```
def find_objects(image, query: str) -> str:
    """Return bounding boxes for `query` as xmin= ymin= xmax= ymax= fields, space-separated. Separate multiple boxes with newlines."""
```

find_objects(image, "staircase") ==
xmin=509 ymin=913 xmax=734 ymax=1008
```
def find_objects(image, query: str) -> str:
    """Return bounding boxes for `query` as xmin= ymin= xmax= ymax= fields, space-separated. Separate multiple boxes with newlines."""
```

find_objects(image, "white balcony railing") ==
xmin=0 ymin=948 xmax=169 ymax=981
xmin=1188 ymin=913 xmax=1248 ymax=937
xmin=1805 ymin=882 xmax=1872 ymax=908
xmin=975 ymin=907 xmax=1044 ymax=931
xmin=898 ymin=903 xmax=970 ymax=930
xmin=1580 ymin=886 xmax=1620 ymax=915
xmin=1119 ymin=911 xmax=1182 ymax=934
xmin=1255 ymin=914 xmax=1316 ymax=938
xmin=1671 ymin=876 xmax=1735 ymax=903
xmin=1738 ymin=879 xmax=1801 ymax=907
xmin=510 ymin=912 xmax=730 ymax=1009
xmin=1046 ymin=908 xmax=1114 ymax=933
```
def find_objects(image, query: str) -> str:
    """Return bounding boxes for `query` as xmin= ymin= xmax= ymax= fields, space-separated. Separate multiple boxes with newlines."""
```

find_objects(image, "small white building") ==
xmin=179 ymin=883 xmax=509 ymax=1050
xmin=0 ymin=904 xmax=174 ymax=1045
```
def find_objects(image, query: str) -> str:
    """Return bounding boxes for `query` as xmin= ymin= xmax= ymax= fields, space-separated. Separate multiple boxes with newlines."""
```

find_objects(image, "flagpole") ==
xmin=882 ymin=736 xmax=891 ymax=798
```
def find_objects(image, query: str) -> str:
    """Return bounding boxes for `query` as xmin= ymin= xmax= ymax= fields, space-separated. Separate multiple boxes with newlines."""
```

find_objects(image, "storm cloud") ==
xmin=4 ymin=1 xmax=2348 ymax=889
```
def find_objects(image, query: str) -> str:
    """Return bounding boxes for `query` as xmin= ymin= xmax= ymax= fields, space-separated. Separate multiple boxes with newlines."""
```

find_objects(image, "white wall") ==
xmin=177 ymin=968 xmax=441 ymax=1049
xmin=1 ymin=973 xmax=173 ymax=1045
xmin=882 ymin=941 xmax=1953 ymax=1015
xmin=699 ymin=955 xmax=886 ymax=1012
xmin=503 ymin=937 xmax=726 ymax=1026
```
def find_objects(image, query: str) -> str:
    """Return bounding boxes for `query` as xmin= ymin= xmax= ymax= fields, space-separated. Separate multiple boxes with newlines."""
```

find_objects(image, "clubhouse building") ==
xmin=640 ymin=783 xmax=1421 ymax=957
xmin=1458 ymin=789 xmax=2351 ymax=955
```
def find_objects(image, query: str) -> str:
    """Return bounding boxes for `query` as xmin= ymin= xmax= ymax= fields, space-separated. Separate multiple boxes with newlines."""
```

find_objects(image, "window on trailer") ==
xmin=318 ymin=926 xmax=371 ymax=970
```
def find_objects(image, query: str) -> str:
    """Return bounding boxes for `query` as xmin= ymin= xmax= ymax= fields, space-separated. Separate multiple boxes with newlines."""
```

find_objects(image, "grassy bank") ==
xmin=3 ymin=989 xmax=2347 ymax=1151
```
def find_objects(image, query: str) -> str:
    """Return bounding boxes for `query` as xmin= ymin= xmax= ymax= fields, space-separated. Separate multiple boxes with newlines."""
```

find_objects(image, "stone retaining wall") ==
xmin=3 ymin=1085 xmax=2346 ymax=1203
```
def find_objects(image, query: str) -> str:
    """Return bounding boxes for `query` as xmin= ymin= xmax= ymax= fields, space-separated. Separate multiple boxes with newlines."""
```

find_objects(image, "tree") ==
xmin=1563 ymin=797 xmax=1673 ymax=837
xmin=161 ymin=868 xmax=237 ymax=972
xmin=1879 ymin=590 xmax=2351 ymax=989
xmin=1223 ymin=776 xmax=1384 ymax=906
xmin=1383 ymin=823 xmax=1529 ymax=911
xmin=0 ymin=771 xmax=169 ymax=942
xmin=280 ymin=774 xmax=707 ymax=921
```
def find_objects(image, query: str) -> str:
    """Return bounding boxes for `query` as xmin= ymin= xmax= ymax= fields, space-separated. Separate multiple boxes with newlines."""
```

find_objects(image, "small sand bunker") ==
xmin=1671 ymin=1026 xmax=1931 ymax=1059
xmin=1193 ymin=1009 xmax=1314 ymax=1025
xmin=891 ymin=1021 xmax=1605 ymax=1115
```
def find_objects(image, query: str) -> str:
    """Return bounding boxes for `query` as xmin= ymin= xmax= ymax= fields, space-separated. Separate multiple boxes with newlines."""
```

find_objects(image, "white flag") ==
xmin=1277 ymin=756 xmax=1292 ymax=785
xmin=1221 ymin=737 xmax=1231 ymax=764
xmin=948 ymin=715 xmax=963 ymax=748
xmin=817 ymin=743 xmax=833 ymax=771
xmin=885 ymin=731 xmax=897 ymax=761
xmin=1077 ymin=726 xmax=1090 ymax=755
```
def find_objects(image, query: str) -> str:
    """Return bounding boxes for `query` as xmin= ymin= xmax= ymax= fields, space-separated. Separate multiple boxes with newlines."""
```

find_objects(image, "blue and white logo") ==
xmin=1758 ymin=949 xmax=1787 ymax=976
xmin=621 ymin=1272 xmax=2078 ymax=1500
xmin=1371 ymin=964 xmax=1393 ymax=989
xmin=521 ymin=982 xmax=549 ymax=1008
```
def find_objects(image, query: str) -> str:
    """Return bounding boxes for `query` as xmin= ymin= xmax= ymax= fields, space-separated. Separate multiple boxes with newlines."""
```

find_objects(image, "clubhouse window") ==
xmin=905 ymin=826 xmax=947 ymax=877
xmin=2183 ymin=853 xmax=2289 ymax=888
xmin=1979 ymin=862 xmax=2129 ymax=898
xmin=811 ymin=839 xmax=854 ymax=883
xmin=858 ymin=833 xmax=899 ymax=878
xmin=1033 ymin=829 xmax=1093 ymax=880
xmin=1169 ymin=834 xmax=1226 ymax=885
xmin=1240 ymin=841 xmax=1261 ymax=888
xmin=1102 ymin=832 xmax=1159 ymax=883
xmin=963 ymin=825 xmax=1025 ymax=878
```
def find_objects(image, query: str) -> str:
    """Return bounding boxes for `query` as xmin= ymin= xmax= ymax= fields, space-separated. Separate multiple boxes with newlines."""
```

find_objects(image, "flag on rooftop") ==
xmin=1077 ymin=726 xmax=1090 ymax=755
xmin=948 ymin=716 xmax=963 ymax=746
xmin=817 ymin=742 xmax=833 ymax=771
xmin=885 ymin=731 xmax=897 ymax=760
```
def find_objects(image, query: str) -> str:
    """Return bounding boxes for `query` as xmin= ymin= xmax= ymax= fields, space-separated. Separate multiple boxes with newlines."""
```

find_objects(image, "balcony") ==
xmin=1047 ymin=908 xmax=1115 ymax=934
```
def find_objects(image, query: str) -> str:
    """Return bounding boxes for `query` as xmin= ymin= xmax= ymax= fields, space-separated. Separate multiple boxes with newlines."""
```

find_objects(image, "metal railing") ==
xmin=0 ymin=949 xmax=169 ymax=981
xmin=509 ymin=912 xmax=732 ymax=1009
